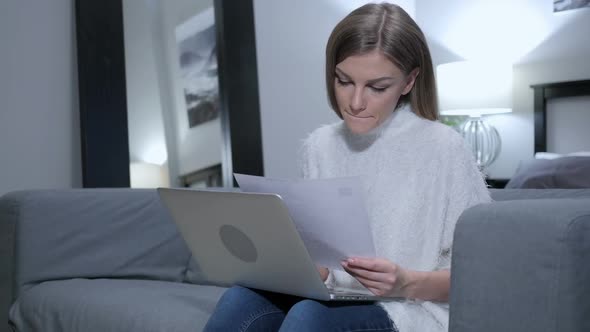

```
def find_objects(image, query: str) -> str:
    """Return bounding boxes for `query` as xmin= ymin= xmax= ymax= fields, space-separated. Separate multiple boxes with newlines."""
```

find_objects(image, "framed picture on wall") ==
xmin=175 ymin=7 xmax=219 ymax=128
xmin=553 ymin=0 xmax=590 ymax=12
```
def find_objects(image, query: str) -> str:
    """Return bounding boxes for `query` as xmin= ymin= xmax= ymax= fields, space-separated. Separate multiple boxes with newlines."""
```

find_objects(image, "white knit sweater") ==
xmin=299 ymin=104 xmax=491 ymax=332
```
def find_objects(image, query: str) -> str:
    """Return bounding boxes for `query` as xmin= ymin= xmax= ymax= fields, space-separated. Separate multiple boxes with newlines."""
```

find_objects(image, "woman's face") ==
xmin=334 ymin=51 xmax=418 ymax=134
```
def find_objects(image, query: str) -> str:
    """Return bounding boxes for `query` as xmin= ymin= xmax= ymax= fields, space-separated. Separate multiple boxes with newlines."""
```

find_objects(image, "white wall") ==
xmin=123 ymin=0 xmax=168 ymax=165
xmin=416 ymin=0 xmax=590 ymax=178
xmin=0 ymin=0 xmax=80 ymax=196
xmin=546 ymin=96 xmax=590 ymax=154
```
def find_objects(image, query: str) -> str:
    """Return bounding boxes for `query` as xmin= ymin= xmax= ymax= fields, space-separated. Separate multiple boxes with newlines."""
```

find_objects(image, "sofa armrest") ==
xmin=0 ymin=189 xmax=192 ymax=309
xmin=450 ymin=198 xmax=590 ymax=332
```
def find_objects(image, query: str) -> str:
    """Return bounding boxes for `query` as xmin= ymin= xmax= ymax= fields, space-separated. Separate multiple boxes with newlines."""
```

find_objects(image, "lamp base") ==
xmin=459 ymin=117 xmax=501 ymax=170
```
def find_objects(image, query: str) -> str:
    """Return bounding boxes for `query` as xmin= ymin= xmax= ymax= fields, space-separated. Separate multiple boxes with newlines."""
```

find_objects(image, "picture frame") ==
xmin=175 ymin=7 xmax=220 ymax=129
xmin=553 ymin=0 xmax=590 ymax=12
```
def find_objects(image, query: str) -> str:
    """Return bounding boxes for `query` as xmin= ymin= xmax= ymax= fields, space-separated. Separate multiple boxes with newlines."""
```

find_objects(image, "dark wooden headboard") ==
xmin=530 ymin=79 xmax=590 ymax=153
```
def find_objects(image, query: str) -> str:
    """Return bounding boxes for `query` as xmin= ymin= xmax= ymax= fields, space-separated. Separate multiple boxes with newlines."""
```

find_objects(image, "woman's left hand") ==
xmin=342 ymin=257 xmax=411 ymax=298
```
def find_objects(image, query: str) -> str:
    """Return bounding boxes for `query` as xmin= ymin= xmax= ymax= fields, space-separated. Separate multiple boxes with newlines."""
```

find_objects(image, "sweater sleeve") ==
xmin=436 ymin=133 xmax=492 ymax=270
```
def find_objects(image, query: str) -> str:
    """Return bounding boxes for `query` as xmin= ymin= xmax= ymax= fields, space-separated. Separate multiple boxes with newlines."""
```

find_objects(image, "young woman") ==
xmin=204 ymin=3 xmax=490 ymax=331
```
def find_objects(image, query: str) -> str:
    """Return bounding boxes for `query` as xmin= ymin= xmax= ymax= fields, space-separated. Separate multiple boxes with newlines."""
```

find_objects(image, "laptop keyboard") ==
xmin=329 ymin=289 xmax=375 ymax=300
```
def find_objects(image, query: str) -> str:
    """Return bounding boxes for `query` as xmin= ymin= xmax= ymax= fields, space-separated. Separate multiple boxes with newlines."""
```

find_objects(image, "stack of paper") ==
xmin=234 ymin=173 xmax=375 ymax=270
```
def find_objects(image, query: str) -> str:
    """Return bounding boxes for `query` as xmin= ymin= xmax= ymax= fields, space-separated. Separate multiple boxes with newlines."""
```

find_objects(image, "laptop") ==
xmin=157 ymin=188 xmax=393 ymax=302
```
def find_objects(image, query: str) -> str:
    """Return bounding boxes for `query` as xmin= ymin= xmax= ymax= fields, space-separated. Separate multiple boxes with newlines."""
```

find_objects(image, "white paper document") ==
xmin=234 ymin=173 xmax=376 ymax=270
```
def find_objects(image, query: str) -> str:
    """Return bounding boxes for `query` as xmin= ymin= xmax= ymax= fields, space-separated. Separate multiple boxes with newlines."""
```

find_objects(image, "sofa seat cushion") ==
xmin=9 ymin=278 xmax=226 ymax=332
xmin=489 ymin=188 xmax=590 ymax=201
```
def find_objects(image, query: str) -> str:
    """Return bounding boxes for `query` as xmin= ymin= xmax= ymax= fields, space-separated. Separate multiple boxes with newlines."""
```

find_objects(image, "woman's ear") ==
xmin=401 ymin=68 xmax=420 ymax=95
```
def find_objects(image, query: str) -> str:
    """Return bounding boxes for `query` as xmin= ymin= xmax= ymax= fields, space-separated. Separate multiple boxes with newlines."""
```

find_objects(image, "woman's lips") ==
xmin=344 ymin=111 xmax=373 ymax=119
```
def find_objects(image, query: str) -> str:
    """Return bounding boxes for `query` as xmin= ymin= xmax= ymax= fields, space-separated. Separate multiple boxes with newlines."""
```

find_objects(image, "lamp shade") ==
xmin=130 ymin=162 xmax=170 ymax=188
xmin=437 ymin=61 xmax=513 ymax=116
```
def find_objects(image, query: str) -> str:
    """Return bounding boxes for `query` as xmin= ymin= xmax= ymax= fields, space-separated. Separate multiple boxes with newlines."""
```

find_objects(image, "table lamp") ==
xmin=436 ymin=60 xmax=512 ymax=170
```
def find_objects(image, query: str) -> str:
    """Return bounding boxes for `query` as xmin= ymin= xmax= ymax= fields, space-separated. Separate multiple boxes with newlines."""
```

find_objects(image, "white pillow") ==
xmin=535 ymin=151 xmax=590 ymax=159
xmin=568 ymin=151 xmax=590 ymax=157
xmin=534 ymin=152 xmax=562 ymax=159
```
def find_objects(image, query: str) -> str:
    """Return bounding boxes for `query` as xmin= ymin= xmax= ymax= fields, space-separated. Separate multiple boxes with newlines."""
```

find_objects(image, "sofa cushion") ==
xmin=505 ymin=157 xmax=590 ymax=189
xmin=3 ymin=189 xmax=192 ymax=297
xmin=9 ymin=278 xmax=226 ymax=332
xmin=490 ymin=188 xmax=590 ymax=201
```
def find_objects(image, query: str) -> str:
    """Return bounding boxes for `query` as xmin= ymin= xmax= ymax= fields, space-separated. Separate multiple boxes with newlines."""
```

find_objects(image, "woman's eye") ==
xmin=370 ymin=86 xmax=387 ymax=93
xmin=336 ymin=78 xmax=352 ymax=86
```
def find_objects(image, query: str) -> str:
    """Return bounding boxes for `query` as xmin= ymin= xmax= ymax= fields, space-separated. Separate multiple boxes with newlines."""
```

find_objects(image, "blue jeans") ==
xmin=203 ymin=286 xmax=397 ymax=332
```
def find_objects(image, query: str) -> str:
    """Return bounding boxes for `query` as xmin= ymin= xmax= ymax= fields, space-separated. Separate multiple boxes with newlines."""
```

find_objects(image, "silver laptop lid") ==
xmin=158 ymin=188 xmax=332 ymax=301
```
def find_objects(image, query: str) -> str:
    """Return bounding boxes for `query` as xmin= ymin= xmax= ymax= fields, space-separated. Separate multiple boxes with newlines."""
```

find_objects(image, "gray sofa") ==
xmin=1 ymin=188 xmax=589 ymax=332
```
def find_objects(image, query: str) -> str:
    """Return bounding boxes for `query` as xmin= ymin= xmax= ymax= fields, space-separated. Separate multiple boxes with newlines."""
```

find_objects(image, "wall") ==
xmin=123 ymin=1 xmax=168 ymax=165
xmin=546 ymin=95 xmax=590 ymax=154
xmin=0 ymin=0 xmax=80 ymax=196
xmin=416 ymin=0 xmax=590 ymax=178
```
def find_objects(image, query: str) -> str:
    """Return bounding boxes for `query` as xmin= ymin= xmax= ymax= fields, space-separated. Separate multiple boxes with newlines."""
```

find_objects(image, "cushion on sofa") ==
xmin=5 ymin=189 xmax=193 ymax=296
xmin=9 ymin=278 xmax=226 ymax=332
xmin=505 ymin=157 xmax=590 ymax=189
xmin=490 ymin=188 xmax=590 ymax=201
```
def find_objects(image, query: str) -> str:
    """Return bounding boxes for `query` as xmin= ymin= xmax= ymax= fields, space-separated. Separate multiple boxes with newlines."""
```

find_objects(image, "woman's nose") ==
xmin=349 ymin=88 xmax=367 ymax=113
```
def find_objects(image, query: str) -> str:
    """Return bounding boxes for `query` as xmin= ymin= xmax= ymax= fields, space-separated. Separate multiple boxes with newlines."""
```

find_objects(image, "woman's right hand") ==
xmin=318 ymin=266 xmax=329 ymax=281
